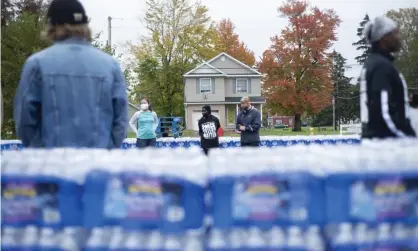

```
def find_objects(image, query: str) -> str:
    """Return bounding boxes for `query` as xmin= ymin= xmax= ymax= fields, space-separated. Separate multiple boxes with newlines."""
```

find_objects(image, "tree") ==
xmin=1 ymin=0 xmax=129 ymax=138
xmin=387 ymin=8 xmax=418 ymax=89
xmin=1 ymin=10 xmax=49 ymax=138
xmin=258 ymin=0 xmax=340 ymax=131
xmin=313 ymin=51 xmax=359 ymax=127
xmin=129 ymin=0 xmax=216 ymax=116
xmin=214 ymin=18 xmax=256 ymax=66
xmin=1 ymin=0 xmax=15 ymax=27
xmin=352 ymin=14 xmax=370 ymax=65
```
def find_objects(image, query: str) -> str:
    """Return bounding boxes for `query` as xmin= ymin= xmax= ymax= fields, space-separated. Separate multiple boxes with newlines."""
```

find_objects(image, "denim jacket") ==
xmin=13 ymin=37 xmax=128 ymax=148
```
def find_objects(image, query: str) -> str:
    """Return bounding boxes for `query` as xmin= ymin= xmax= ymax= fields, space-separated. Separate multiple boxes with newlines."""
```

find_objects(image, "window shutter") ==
xmin=211 ymin=78 xmax=215 ymax=94
xmin=232 ymin=78 xmax=236 ymax=93
xmin=196 ymin=78 xmax=200 ymax=94
xmin=248 ymin=78 xmax=252 ymax=93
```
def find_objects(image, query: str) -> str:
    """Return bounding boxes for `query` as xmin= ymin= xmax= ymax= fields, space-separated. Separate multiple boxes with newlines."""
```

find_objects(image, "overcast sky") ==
xmin=80 ymin=0 xmax=417 ymax=80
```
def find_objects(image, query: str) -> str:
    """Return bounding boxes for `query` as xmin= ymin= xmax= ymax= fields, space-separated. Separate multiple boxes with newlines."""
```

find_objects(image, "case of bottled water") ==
xmin=1 ymin=147 xmax=208 ymax=251
xmin=1 ymin=135 xmax=361 ymax=151
xmin=1 ymin=138 xmax=418 ymax=251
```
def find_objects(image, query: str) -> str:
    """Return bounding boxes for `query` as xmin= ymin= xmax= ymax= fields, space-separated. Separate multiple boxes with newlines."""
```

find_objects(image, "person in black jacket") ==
xmin=198 ymin=105 xmax=220 ymax=155
xmin=360 ymin=16 xmax=416 ymax=139
xmin=236 ymin=96 xmax=262 ymax=147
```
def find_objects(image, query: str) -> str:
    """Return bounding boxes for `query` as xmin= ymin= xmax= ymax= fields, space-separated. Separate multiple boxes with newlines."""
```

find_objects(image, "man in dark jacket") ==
xmin=198 ymin=105 xmax=220 ymax=155
xmin=236 ymin=96 xmax=262 ymax=147
xmin=360 ymin=16 xmax=415 ymax=139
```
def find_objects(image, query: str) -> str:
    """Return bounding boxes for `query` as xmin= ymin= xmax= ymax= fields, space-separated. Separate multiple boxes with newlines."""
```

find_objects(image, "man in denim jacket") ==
xmin=13 ymin=0 xmax=128 ymax=148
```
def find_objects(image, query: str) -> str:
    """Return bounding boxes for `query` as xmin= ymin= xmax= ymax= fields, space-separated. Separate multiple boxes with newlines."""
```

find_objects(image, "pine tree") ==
xmin=313 ymin=51 xmax=359 ymax=127
xmin=352 ymin=14 xmax=371 ymax=65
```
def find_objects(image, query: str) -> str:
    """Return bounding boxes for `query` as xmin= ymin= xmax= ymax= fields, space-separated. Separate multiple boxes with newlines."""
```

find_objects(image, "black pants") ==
xmin=203 ymin=148 xmax=209 ymax=155
xmin=136 ymin=138 xmax=156 ymax=148
xmin=202 ymin=147 xmax=218 ymax=156
xmin=241 ymin=141 xmax=260 ymax=147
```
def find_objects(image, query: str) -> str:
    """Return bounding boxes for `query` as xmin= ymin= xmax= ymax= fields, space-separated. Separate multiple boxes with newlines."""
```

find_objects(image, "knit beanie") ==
xmin=202 ymin=105 xmax=212 ymax=114
xmin=47 ymin=0 xmax=88 ymax=25
xmin=363 ymin=16 xmax=397 ymax=44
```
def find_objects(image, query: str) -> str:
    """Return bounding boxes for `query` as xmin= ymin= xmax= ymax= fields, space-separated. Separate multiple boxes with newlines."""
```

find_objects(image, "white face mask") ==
xmin=140 ymin=103 xmax=149 ymax=111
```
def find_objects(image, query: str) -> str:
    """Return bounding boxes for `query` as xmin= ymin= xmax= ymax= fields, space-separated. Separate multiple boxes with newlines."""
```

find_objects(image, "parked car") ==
xmin=274 ymin=124 xmax=288 ymax=129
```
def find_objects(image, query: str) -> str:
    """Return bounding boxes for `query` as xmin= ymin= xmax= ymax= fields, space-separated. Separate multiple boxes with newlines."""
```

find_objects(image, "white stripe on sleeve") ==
xmin=381 ymin=90 xmax=406 ymax=137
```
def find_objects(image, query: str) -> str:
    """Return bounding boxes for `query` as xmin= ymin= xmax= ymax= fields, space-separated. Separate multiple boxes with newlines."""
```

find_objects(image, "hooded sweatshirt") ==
xmin=360 ymin=16 xmax=415 ymax=138
xmin=198 ymin=105 xmax=220 ymax=149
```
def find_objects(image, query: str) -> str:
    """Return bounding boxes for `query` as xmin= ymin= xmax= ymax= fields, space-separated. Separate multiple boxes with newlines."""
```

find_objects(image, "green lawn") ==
xmin=127 ymin=126 xmax=339 ymax=138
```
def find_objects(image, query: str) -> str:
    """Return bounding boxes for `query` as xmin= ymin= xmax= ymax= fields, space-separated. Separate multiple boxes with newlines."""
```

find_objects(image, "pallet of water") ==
xmin=2 ymin=138 xmax=418 ymax=250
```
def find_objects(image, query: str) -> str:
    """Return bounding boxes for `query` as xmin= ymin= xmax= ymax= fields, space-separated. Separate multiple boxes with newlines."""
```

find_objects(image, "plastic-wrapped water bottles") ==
xmin=2 ymin=138 xmax=418 ymax=250
xmin=1 ymin=135 xmax=362 ymax=151
xmin=2 ymin=147 xmax=209 ymax=251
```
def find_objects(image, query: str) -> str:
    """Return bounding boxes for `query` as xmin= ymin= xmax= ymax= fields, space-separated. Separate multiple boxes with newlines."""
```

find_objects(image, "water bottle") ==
xmin=354 ymin=223 xmax=373 ymax=250
xmin=107 ymin=227 xmax=125 ymax=251
xmin=145 ymin=230 xmax=163 ymax=251
xmin=393 ymin=223 xmax=409 ymax=240
xmin=267 ymin=226 xmax=285 ymax=250
xmin=20 ymin=226 xmax=39 ymax=250
xmin=59 ymin=227 xmax=80 ymax=251
xmin=287 ymin=226 xmax=305 ymax=251
xmin=375 ymin=223 xmax=392 ymax=248
xmin=123 ymin=231 xmax=145 ymax=251
xmin=229 ymin=228 xmax=245 ymax=250
xmin=245 ymin=227 xmax=265 ymax=251
xmin=392 ymin=223 xmax=412 ymax=248
xmin=163 ymin=234 xmax=182 ymax=251
xmin=183 ymin=230 xmax=204 ymax=251
xmin=38 ymin=227 xmax=58 ymax=251
xmin=207 ymin=228 xmax=227 ymax=251
xmin=1 ymin=227 xmax=20 ymax=250
xmin=332 ymin=223 xmax=355 ymax=251
xmin=84 ymin=228 xmax=107 ymax=251
xmin=305 ymin=225 xmax=324 ymax=251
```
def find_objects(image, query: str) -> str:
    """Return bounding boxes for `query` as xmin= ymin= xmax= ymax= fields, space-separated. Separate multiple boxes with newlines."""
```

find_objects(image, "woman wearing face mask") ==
xmin=129 ymin=98 xmax=159 ymax=148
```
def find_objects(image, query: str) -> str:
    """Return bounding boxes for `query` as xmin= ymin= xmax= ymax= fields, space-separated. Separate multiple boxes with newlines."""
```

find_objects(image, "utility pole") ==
xmin=107 ymin=16 xmax=112 ymax=47
xmin=332 ymin=96 xmax=336 ymax=131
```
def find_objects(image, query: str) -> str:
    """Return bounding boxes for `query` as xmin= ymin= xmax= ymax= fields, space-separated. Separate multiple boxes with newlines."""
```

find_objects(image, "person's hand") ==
xmin=239 ymin=125 xmax=246 ymax=131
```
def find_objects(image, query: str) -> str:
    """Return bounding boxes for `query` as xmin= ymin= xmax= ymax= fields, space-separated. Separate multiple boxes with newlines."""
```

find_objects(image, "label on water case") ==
xmin=103 ymin=174 xmax=185 ymax=222
xmin=350 ymin=177 xmax=418 ymax=221
xmin=1 ymin=181 xmax=60 ymax=224
xmin=231 ymin=176 xmax=308 ymax=222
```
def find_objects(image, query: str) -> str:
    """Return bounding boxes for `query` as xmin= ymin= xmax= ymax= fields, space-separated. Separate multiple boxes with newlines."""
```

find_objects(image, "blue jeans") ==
xmin=136 ymin=138 xmax=156 ymax=148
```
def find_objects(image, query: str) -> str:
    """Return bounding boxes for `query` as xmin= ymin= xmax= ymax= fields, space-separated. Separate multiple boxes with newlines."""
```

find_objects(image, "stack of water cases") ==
xmin=325 ymin=139 xmax=418 ymax=250
xmin=206 ymin=138 xmax=418 ymax=251
xmin=1 ymin=135 xmax=361 ymax=151
xmin=207 ymin=146 xmax=326 ymax=251
xmin=2 ymin=138 xmax=418 ymax=251
xmin=1 ymin=147 xmax=208 ymax=251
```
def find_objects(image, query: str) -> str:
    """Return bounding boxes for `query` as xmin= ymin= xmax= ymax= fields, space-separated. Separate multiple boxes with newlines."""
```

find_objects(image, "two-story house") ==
xmin=183 ymin=52 xmax=265 ymax=131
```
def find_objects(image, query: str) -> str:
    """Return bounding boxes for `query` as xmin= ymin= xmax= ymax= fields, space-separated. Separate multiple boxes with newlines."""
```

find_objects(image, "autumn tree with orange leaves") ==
xmin=214 ymin=18 xmax=256 ymax=66
xmin=258 ymin=0 xmax=340 ymax=131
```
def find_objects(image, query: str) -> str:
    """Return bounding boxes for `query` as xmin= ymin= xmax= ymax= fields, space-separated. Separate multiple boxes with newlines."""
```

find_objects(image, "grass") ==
xmin=127 ymin=126 xmax=340 ymax=138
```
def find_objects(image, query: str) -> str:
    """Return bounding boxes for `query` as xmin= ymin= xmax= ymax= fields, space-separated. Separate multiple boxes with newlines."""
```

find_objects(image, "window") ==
xmin=236 ymin=78 xmax=248 ymax=93
xmin=200 ymin=78 xmax=212 ymax=93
